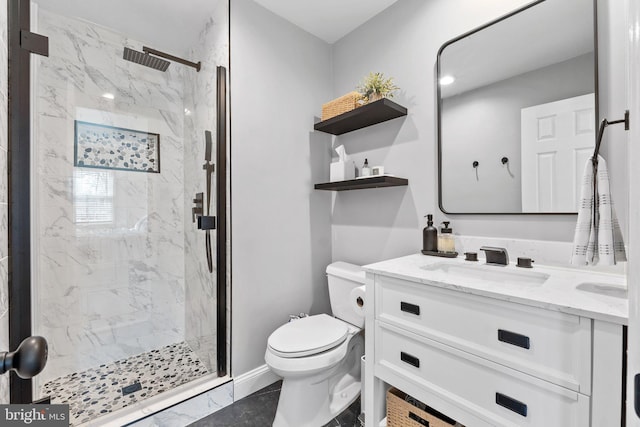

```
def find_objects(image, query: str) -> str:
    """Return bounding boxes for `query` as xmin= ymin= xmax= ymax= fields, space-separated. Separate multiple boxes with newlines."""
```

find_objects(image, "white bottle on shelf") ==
xmin=361 ymin=158 xmax=371 ymax=177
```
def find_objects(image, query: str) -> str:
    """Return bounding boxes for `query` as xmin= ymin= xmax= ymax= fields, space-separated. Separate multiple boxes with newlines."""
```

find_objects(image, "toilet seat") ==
xmin=268 ymin=314 xmax=349 ymax=358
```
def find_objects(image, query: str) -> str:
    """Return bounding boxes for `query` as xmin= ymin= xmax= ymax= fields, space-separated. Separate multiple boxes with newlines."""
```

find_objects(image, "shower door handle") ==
xmin=0 ymin=336 xmax=48 ymax=378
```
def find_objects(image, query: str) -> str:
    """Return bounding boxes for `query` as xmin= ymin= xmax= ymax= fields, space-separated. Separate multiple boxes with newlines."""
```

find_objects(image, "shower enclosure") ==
xmin=8 ymin=0 xmax=230 ymax=424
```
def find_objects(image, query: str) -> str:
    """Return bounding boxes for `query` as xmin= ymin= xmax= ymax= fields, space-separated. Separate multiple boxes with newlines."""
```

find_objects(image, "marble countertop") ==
xmin=363 ymin=253 xmax=628 ymax=325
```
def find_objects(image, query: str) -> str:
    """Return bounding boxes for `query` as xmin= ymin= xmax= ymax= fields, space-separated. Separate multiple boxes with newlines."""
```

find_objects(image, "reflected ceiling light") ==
xmin=184 ymin=108 xmax=192 ymax=116
xmin=439 ymin=75 xmax=455 ymax=85
xmin=102 ymin=93 xmax=115 ymax=100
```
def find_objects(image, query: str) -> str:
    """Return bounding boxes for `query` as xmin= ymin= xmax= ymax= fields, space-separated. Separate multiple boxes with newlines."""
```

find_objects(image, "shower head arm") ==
xmin=143 ymin=47 xmax=201 ymax=72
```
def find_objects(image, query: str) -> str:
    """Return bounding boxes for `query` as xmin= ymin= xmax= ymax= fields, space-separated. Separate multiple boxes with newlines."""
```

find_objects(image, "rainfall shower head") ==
xmin=123 ymin=46 xmax=201 ymax=72
xmin=123 ymin=47 xmax=170 ymax=71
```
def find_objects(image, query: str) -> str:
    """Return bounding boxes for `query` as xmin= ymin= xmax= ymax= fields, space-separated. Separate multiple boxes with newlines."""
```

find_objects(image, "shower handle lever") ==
xmin=192 ymin=193 xmax=203 ymax=223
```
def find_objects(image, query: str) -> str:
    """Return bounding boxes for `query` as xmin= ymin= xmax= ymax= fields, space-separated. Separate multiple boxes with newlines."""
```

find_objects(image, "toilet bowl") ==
xmin=265 ymin=262 xmax=365 ymax=427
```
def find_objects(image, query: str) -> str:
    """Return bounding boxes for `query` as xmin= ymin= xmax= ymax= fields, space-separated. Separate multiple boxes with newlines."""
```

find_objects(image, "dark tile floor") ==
xmin=189 ymin=381 xmax=361 ymax=427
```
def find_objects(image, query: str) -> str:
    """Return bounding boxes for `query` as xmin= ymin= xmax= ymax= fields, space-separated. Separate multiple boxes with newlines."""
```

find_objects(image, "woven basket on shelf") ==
xmin=387 ymin=387 xmax=464 ymax=427
xmin=321 ymin=91 xmax=362 ymax=121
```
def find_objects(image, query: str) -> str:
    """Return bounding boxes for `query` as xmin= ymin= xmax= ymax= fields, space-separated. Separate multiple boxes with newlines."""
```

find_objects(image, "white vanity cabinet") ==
xmin=363 ymin=259 xmax=626 ymax=427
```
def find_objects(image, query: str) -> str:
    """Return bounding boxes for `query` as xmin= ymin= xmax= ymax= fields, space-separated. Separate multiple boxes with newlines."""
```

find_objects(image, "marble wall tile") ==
xmin=39 ymin=10 xmax=125 ymax=63
xmin=37 ymin=85 xmax=75 ymax=120
xmin=35 ymin=134 xmax=76 ymax=178
xmin=37 ymin=57 xmax=85 ymax=92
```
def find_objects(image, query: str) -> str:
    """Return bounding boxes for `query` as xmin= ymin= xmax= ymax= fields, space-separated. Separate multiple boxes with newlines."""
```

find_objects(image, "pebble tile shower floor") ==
xmin=41 ymin=341 xmax=209 ymax=426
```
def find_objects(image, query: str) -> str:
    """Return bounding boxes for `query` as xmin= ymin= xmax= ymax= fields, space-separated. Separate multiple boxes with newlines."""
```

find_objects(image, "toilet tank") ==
xmin=326 ymin=262 xmax=365 ymax=328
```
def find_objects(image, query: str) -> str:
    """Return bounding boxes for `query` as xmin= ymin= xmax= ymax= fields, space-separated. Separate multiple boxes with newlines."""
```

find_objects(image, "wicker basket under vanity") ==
xmin=321 ymin=91 xmax=362 ymax=121
xmin=386 ymin=387 xmax=464 ymax=427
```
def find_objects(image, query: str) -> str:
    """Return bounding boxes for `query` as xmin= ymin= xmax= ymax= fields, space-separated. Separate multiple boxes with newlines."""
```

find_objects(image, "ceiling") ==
xmin=253 ymin=0 xmax=398 ymax=44
xmin=34 ymin=0 xmax=398 ymax=54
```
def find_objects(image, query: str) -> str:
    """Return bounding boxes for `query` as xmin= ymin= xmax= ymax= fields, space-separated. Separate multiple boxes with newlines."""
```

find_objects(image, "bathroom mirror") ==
xmin=437 ymin=0 xmax=596 ymax=214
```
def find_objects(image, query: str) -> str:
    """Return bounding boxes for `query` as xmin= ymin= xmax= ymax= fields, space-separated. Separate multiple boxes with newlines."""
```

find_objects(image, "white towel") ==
xmin=571 ymin=155 xmax=626 ymax=265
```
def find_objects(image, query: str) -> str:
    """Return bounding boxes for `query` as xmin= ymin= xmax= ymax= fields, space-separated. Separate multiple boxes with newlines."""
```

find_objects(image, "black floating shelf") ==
xmin=314 ymin=98 xmax=408 ymax=135
xmin=314 ymin=175 xmax=409 ymax=191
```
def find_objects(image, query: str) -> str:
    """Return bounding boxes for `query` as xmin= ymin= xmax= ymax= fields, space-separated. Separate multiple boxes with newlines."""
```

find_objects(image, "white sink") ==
xmin=421 ymin=262 xmax=550 ymax=285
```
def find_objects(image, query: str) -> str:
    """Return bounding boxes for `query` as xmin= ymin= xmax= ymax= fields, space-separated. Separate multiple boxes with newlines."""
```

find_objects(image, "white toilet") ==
xmin=265 ymin=262 xmax=365 ymax=427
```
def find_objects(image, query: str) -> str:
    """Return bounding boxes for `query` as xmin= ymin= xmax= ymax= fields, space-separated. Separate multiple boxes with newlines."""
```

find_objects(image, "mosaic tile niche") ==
xmin=74 ymin=121 xmax=160 ymax=173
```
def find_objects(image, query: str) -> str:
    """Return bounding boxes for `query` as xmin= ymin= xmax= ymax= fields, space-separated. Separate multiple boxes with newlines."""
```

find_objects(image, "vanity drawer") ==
xmin=375 ymin=275 xmax=591 ymax=392
xmin=375 ymin=322 xmax=590 ymax=427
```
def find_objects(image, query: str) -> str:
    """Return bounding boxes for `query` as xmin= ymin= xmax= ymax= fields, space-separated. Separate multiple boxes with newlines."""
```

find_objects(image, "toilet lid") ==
xmin=268 ymin=314 xmax=349 ymax=358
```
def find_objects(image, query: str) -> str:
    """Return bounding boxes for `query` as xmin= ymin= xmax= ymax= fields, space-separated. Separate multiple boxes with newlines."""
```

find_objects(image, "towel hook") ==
xmin=592 ymin=110 xmax=630 ymax=165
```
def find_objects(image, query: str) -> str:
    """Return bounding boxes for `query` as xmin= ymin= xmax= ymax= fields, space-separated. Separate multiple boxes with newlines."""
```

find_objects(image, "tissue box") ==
xmin=330 ymin=161 xmax=355 ymax=182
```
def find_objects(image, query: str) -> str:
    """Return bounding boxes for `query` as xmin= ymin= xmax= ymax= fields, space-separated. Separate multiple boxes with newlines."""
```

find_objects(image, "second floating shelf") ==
xmin=314 ymin=175 xmax=408 ymax=191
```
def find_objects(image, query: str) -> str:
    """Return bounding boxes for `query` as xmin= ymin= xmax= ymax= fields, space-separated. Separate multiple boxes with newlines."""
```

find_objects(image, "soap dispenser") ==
xmin=438 ymin=221 xmax=456 ymax=253
xmin=422 ymin=214 xmax=438 ymax=253
xmin=361 ymin=158 xmax=371 ymax=177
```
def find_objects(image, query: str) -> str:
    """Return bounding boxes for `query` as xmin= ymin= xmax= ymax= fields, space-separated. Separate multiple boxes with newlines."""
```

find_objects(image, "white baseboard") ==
xmin=233 ymin=364 xmax=281 ymax=401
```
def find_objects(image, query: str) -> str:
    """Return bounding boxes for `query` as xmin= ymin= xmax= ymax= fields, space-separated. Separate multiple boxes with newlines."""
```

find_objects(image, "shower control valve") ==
xmin=192 ymin=192 xmax=204 ymax=223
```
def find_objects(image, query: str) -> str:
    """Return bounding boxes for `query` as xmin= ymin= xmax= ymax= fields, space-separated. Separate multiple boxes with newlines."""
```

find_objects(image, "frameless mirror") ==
xmin=437 ymin=0 xmax=596 ymax=214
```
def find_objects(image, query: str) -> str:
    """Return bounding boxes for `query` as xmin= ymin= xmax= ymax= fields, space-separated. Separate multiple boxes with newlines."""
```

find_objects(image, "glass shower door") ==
xmin=22 ymin=0 xmax=229 ymax=424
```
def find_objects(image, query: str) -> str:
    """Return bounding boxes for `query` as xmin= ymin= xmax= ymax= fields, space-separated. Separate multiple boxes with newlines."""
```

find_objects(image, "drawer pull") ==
xmin=498 ymin=329 xmax=530 ymax=349
xmin=400 ymin=301 xmax=421 ymax=315
xmin=400 ymin=351 xmax=420 ymax=368
xmin=409 ymin=412 xmax=429 ymax=426
xmin=496 ymin=392 xmax=528 ymax=417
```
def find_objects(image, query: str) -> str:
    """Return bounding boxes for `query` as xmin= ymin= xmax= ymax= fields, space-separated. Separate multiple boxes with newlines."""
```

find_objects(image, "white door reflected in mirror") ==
xmin=520 ymin=94 xmax=595 ymax=212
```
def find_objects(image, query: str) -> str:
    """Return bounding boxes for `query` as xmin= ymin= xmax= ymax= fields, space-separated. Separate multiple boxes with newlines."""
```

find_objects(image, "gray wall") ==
xmin=331 ymin=0 xmax=627 ymax=265
xmin=441 ymin=53 xmax=594 ymax=213
xmin=230 ymin=0 xmax=333 ymax=377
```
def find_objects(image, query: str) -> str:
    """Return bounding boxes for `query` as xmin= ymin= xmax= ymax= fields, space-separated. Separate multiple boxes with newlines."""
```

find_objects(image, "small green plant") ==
xmin=357 ymin=72 xmax=399 ymax=102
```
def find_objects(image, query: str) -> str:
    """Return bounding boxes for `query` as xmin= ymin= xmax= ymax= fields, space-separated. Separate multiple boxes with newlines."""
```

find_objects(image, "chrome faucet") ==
xmin=479 ymin=246 xmax=509 ymax=266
